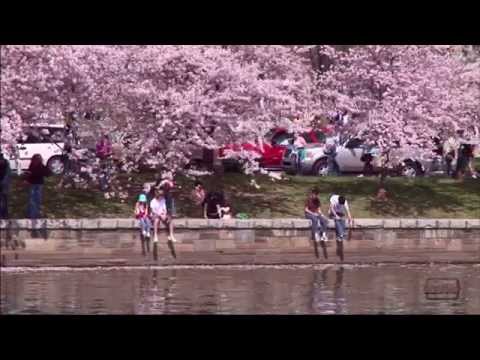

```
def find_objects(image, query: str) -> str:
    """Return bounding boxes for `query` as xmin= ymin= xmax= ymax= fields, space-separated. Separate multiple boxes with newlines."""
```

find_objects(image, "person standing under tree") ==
xmin=324 ymin=134 xmax=339 ymax=176
xmin=96 ymin=134 xmax=113 ymax=191
xmin=24 ymin=154 xmax=52 ymax=219
xmin=329 ymin=194 xmax=353 ymax=242
xmin=293 ymin=132 xmax=307 ymax=174
xmin=443 ymin=132 xmax=459 ymax=177
xmin=191 ymin=181 xmax=207 ymax=217
xmin=0 ymin=153 xmax=11 ymax=219
xmin=304 ymin=187 xmax=329 ymax=242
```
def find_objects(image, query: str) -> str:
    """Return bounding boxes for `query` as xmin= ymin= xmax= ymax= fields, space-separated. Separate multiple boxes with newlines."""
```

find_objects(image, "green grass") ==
xmin=6 ymin=169 xmax=480 ymax=219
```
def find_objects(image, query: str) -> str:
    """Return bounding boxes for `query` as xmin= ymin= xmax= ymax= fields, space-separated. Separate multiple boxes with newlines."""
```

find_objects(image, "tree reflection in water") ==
xmin=1 ymin=265 xmax=480 ymax=314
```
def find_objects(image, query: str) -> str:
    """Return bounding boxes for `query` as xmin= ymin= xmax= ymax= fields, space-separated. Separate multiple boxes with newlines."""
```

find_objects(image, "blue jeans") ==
xmin=139 ymin=217 xmax=152 ymax=235
xmin=165 ymin=195 xmax=176 ymax=217
xmin=305 ymin=212 xmax=328 ymax=240
xmin=327 ymin=152 xmax=339 ymax=175
xmin=27 ymin=184 xmax=43 ymax=219
xmin=296 ymin=147 xmax=304 ymax=173
xmin=334 ymin=218 xmax=347 ymax=241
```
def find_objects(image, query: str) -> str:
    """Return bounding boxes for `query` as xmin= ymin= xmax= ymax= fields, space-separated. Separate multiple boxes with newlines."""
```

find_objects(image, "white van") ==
xmin=3 ymin=124 xmax=66 ymax=175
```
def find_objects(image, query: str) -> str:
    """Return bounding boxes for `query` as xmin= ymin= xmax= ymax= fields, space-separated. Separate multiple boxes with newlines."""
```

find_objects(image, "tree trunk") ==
xmin=202 ymin=148 xmax=214 ymax=171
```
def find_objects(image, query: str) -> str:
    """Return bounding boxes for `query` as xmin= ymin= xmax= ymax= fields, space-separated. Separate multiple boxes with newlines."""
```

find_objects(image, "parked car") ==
xmin=2 ymin=124 xmax=67 ymax=175
xmin=283 ymin=136 xmax=381 ymax=175
xmin=219 ymin=128 xmax=326 ymax=171
xmin=283 ymin=135 xmax=458 ymax=177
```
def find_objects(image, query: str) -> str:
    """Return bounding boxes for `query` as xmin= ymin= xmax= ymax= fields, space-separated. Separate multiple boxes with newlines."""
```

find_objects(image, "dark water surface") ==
xmin=1 ymin=264 xmax=480 ymax=314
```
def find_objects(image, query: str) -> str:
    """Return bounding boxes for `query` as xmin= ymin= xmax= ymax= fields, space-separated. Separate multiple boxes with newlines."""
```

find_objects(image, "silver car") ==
xmin=283 ymin=137 xmax=459 ymax=177
xmin=283 ymin=137 xmax=379 ymax=175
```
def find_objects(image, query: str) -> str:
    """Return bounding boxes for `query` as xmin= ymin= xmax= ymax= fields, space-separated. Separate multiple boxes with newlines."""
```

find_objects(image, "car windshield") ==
xmin=19 ymin=127 xmax=65 ymax=144
xmin=345 ymin=138 xmax=364 ymax=148
xmin=272 ymin=132 xmax=292 ymax=146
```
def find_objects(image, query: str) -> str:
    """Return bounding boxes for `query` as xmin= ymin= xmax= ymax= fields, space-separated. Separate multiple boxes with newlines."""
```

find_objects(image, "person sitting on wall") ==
xmin=329 ymin=194 xmax=354 ymax=242
xmin=150 ymin=187 xmax=177 ymax=243
xmin=304 ymin=187 xmax=329 ymax=243
xmin=203 ymin=191 xmax=231 ymax=219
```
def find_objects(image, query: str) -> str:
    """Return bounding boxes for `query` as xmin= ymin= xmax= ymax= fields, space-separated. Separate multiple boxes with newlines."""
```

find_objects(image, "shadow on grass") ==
xmin=368 ymin=179 xmax=478 ymax=217
xmin=282 ymin=176 xmax=480 ymax=218
xmin=174 ymin=174 xmax=480 ymax=218
xmin=6 ymin=171 xmax=480 ymax=219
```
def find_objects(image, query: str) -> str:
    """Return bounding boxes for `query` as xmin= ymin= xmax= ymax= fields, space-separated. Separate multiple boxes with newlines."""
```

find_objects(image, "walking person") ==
xmin=329 ymin=194 xmax=353 ymax=242
xmin=0 ymin=153 xmax=11 ymax=219
xmin=360 ymin=151 xmax=374 ymax=177
xmin=150 ymin=187 xmax=177 ymax=243
xmin=24 ymin=154 xmax=52 ymax=219
xmin=293 ymin=133 xmax=307 ymax=174
xmin=464 ymin=143 xmax=478 ymax=179
xmin=96 ymin=134 xmax=113 ymax=191
xmin=135 ymin=194 xmax=152 ymax=239
xmin=305 ymin=187 xmax=329 ymax=242
xmin=443 ymin=133 xmax=459 ymax=177
xmin=324 ymin=136 xmax=339 ymax=176
xmin=455 ymin=141 xmax=476 ymax=180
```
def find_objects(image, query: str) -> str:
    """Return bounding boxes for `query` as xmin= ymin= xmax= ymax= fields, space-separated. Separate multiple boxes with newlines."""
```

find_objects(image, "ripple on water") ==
xmin=2 ymin=264 xmax=480 ymax=314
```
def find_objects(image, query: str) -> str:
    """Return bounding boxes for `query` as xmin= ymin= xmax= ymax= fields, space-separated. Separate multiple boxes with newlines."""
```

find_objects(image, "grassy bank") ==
xmin=6 ymin=169 xmax=480 ymax=219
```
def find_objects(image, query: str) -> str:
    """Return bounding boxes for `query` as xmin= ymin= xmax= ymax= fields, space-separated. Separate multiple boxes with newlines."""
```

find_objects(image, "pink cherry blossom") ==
xmin=314 ymin=45 xmax=480 ymax=163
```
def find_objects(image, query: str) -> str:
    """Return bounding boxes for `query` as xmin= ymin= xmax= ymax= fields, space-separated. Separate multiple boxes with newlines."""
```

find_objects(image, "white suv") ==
xmin=3 ymin=124 xmax=66 ymax=175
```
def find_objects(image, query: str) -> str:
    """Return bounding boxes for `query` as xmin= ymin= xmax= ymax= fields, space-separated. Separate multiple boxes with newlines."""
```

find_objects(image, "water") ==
xmin=1 ymin=264 xmax=480 ymax=314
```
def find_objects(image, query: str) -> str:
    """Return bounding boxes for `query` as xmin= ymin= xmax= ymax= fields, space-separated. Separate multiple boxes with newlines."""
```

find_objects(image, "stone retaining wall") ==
xmin=1 ymin=218 xmax=479 ymax=267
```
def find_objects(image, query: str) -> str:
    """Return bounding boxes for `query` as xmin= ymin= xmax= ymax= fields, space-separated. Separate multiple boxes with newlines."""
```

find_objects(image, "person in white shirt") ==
xmin=324 ymin=136 xmax=339 ymax=175
xmin=329 ymin=194 xmax=353 ymax=242
xmin=443 ymin=135 xmax=459 ymax=177
xmin=150 ymin=188 xmax=176 ymax=243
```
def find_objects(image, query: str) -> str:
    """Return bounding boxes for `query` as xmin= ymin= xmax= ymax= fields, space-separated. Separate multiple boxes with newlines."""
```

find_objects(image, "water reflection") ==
xmin=1 ymin=265 xmax=480 ymax=314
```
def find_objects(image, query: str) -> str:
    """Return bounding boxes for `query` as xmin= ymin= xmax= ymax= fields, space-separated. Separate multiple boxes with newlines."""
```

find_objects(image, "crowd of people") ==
xmin=440 ymin=128 xmax=478 ymax=180
xmin=290 ymin=113 xmax=479 ymax=179
xmin=132 ymin=177 xmax=353 ymax=247
xmin=0 ymin=152 xmax=52 ymax=220
xmin=0 ymin=120 xmax=476 ymax=250
xmin=133 ymin=180 xmax=233 ymax=244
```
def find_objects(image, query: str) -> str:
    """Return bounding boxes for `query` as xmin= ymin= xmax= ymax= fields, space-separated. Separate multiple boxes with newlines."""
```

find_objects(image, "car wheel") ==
xmin=47 ymin=156 xmax=65 ymax=175
xmin=312 ymin=158 xmax=329 ymax=176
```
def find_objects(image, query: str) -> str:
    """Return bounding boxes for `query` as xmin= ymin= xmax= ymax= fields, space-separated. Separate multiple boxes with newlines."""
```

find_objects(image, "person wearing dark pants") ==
xmin=203 ymin=191 xmax=227 ymax=219
xmin=304 ymin=187 xmax=329 ymax=242
xmin=329 ymin=194 xmax=353 ymax=242
xmin=25 ymin=154 xmax=52 ymax=219
xmin=0 ymin=153 xmax=11 ymax=219
xmin=443 ymin=134 xmax=459 ymax=177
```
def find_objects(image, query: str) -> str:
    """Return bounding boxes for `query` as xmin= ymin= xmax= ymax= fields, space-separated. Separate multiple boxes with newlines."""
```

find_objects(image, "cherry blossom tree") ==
xmin=1 ymin=45 xmax=315 ymax=187
xmin=314 ymin=45 xmax=480 ymax=165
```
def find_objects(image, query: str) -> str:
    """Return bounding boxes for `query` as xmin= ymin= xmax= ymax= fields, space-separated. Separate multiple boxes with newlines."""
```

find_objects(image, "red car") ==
xmin=219 ymin=128 xmax=326 ymax=170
